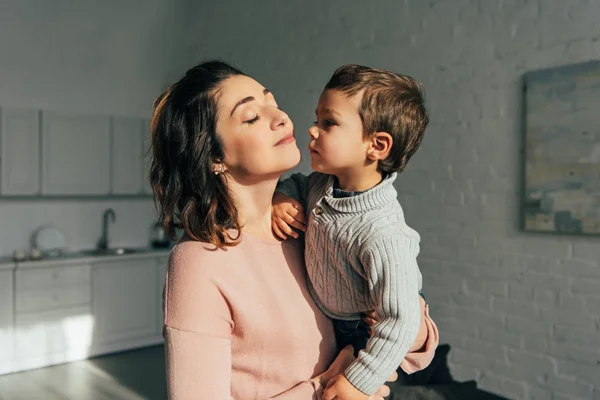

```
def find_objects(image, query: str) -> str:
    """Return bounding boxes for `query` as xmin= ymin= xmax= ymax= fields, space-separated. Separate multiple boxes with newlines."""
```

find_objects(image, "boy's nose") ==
xmin=308 ymin=125 xmax=319 ymax=139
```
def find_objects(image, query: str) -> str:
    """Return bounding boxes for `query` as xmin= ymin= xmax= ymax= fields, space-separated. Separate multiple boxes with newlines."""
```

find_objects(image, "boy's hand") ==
xmin=323 ymin=375 xmax=369 ymax=400
xmin=272 ymin=192 xmax=306 ymax=240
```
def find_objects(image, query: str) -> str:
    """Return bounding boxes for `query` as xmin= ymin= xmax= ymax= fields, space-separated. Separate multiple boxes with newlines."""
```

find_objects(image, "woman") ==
xmin=150 ymin=61 xmax=396 ymax=399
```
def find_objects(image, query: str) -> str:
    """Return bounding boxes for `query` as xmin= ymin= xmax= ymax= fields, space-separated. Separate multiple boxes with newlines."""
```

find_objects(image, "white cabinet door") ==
xmin=111 ymin=117 xmax=144 ymax=194
xmin=142 ymin=119 xmax=153 ymax=195
xmin=0 ymin=108 xmax=40 ymax=195
xmin=92 ymin=259 xmax=158 ymax=346
xmin=156 ymin=256 xmax=168 ymax=335
xmin=0 ymin=270 xmax=14 ymax=369
xmin=41 ymin=111 xmax=110 ymax=195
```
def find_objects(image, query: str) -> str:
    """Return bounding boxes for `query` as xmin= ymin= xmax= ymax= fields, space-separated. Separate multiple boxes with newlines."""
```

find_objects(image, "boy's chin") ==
xmin=310 ymin=161 xmax=336 ymax=175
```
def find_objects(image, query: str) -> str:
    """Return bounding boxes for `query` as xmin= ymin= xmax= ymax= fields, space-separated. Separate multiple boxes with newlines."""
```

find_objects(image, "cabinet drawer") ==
xmin=15 ymin=306 xmax=93 ymax=357
xmin=16 ymin=285 xmax=91 ymax=314
xmin=16 ymin=265 xmax=91 ymax=290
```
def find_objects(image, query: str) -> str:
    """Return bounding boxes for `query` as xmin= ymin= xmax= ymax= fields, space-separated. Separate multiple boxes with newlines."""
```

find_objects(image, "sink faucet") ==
xmin=98 ymin=208 xmax=116 ymax=250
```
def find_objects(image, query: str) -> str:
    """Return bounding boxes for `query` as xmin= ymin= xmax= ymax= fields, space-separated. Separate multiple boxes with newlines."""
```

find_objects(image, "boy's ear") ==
xmin=366 ymin=132 xmax=393 ymax=161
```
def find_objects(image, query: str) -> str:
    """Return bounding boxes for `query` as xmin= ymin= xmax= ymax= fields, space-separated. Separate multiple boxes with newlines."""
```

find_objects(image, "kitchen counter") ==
xmin=15 ymin=246 xmax=173 ymax=269
xmin=0 ymin=257 xmax=14 ymax=270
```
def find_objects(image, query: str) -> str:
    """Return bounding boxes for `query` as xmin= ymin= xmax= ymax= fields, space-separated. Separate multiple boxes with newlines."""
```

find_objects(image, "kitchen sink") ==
xmin=80 ymin=247 xmax=144 ymax=256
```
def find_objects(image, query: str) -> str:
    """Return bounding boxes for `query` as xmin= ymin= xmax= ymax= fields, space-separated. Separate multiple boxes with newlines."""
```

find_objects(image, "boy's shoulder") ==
xmin=357 ymin=204 xmax=420 ymax=246
xmin=307 ymin=171 xmax=331 ymax=186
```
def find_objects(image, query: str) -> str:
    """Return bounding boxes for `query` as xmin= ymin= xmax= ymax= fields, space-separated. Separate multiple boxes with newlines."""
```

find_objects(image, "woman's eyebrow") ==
xmin=230 ymin=88 xmax=271 ymax=117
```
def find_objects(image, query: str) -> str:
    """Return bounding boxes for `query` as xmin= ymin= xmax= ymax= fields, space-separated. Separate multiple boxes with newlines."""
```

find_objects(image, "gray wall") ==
xmin=174 ymin=1 xmax=600 ymax=399
xmin=0 ymin=0 xmax=184 ymax=253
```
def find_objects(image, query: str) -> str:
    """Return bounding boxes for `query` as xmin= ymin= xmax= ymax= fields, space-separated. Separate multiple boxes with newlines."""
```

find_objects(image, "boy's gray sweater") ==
xmin=277 ymin=172 xmax=423 ymax=395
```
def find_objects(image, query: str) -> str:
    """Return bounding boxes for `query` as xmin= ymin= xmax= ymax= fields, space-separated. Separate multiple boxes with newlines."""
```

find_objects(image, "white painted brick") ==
xmin=448 ymin=363 xmax=480 ymax=382
xmin=518 ymin=255 xmax=564 ymax=275
xmin=455 ymin=307 xmax=505 ymax=330
xmin=466 ymin=337 xmax=507 ymax=361
xmin=436 ymin=317 xmax=478 ymax=338
xmin=572 ymin=241 xmax=600 ymax=261
xmin=561 ymin=259 xmax=600 ymax=279
xmin=508 ymin=283 xmax=534 ymax=303
xmin=450 ymin=348 xmax=493 ymax=371
xmin=478 ymin=373 xmax=526 ymax=400
xmin=540 ymin=307 xmax=595 ymax=330
xmin=506 ymin=315 xmax=551 ymax=337
xmin=522 ymin=336 xmax=550 ymax=355
xmin=554 ymin=325 xmax=600 ymax=349
xmin=544 ymin=374 xmax=594 ymax=400
xmin=556 ymin=359 xmax=600 ymax=386
xmin=506 ymin=349 xmax=555 ymax=375
xmin=546 ymin=342 xmax=600 ymax=365
xmin=584 ymin=296 xmax=600 ymax=314
xmin=453 ymin=292 xmax=492 ymax=312
xmin=521 ymin=271 xmax=570 ymax=292
xmin=479 ymin=325 xmax=523 ymax=349
xmin=458 ymin=248 xmax=499 ymax=267
xmin=571 ymin=278 xmax=600 ymax=296
xmin=525 ymin=384 xmax=554 ymax=400
xmin=532 ymin=289 xmax=557 ymax=309
xmin=519 ymin=237 xmax=571 ymax=259
xmin=492 ymin=297 xmax=541 ymax=320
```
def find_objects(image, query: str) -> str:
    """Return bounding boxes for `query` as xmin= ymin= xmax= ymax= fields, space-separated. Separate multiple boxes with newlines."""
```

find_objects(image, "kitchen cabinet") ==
xmin=0 ymin=269 xmax=14 ymax=374
xmin=2 ymin=252 xmax=168 ymax=375
xmin=0 ymin=108 xmax=40 ymax=195
xmin=92 ymin=259 xmax=158 ymax=346
xmin=111 ymin=117 xmax=145 ymax=194
xmin=41 ymin=111 xmax=111 ymax=195
xmin=13 ymin=264 xmax=92 ymax=372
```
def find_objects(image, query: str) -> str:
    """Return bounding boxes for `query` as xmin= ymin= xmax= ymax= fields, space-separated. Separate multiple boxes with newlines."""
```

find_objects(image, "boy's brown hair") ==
xmin=324 ymin=64 xmax=429 ymax=173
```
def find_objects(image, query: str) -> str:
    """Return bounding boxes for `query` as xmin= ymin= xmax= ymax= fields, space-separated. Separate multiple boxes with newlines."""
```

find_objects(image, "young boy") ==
xmin=272 ymin=65 xmax=439 ymax=398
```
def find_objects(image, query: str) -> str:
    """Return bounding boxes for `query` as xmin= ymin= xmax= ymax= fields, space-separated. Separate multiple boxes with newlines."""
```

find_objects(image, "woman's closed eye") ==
xmin=245 ymin=114 xmax=260 ymax=125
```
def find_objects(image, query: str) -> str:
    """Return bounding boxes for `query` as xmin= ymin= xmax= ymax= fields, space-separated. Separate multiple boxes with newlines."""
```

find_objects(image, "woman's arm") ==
xmin=164 ymin=247 xmax=235 ymax=399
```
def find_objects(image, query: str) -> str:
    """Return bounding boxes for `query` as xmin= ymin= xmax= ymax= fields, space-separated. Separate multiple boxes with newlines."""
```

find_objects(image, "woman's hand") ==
xmin=272 ymin=192 xmax=306 ymax=239
xmin=314 ymin=345 xmax=397 ymax=400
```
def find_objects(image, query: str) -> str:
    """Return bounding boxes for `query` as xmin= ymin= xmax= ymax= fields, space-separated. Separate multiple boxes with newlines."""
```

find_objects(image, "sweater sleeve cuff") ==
xmin=344 ymin=360 xmax=386 ymax=395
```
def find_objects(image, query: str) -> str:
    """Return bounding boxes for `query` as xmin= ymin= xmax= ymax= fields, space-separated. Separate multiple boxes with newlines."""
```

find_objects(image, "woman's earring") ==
xmin=214 ymin=165 xmax=224 ymax=175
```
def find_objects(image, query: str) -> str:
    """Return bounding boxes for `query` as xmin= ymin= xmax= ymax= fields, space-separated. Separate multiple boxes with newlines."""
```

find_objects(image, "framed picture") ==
xmin=522 ymin=60 xmax=600 ymax=235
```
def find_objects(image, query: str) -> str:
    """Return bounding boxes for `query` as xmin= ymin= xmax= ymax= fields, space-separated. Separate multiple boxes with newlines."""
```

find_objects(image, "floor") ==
xmin=0 ymin=345 xmax=507 ymax=400
xmin=0 ymin=346 xmax=167 ymax=400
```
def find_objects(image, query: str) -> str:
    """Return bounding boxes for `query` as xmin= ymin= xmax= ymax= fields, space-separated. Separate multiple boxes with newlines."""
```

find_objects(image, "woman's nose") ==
xmin=271 ymin=108 xmax=289 ymax=130
xmin=308 ymin=125 xmax=319 ymax=139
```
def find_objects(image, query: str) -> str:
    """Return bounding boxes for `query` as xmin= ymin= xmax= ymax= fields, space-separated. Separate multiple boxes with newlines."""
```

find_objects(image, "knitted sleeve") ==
xmin=275 ymin=173 xmax=309 ymax=208
xmin=344 ymin=234 xmax=422 ymax=395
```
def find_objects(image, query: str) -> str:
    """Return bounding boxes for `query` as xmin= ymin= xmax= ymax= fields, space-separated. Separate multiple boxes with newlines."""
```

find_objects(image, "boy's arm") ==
xmin=344 ymin=235 xmax=422 ymax=395
xmin=275 ymin=173 xmax=309 ymax=207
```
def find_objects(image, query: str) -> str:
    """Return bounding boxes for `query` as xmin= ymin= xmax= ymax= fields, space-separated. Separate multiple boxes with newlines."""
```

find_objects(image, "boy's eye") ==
xmin=314 ymin=119 xmax=336 ymax=128
xmin=245 ymin=114 xmax=260 ymax=125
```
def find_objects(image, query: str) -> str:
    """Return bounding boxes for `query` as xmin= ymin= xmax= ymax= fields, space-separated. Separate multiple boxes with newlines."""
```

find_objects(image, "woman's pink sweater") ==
xmin=163 ymin=234 xmax=338 ymax=399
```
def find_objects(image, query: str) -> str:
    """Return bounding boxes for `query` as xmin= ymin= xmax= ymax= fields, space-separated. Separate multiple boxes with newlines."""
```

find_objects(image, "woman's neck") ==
xmin=226 ymin=176 xmax=279 ymax=241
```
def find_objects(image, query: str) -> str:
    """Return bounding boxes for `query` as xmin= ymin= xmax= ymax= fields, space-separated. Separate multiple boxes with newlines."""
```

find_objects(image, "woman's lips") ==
xmin=275 ymin=133 xmax=295 ymax=146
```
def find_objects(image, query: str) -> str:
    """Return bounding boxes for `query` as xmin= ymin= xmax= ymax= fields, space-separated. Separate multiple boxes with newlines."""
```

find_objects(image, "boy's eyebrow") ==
xmin=230 ymin=88 xmax=271 ymax=117
xmin=315 ymin=107 xmax=342 ymax=117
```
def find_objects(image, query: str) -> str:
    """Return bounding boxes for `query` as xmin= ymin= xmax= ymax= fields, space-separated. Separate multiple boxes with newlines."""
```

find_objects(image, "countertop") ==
xmin=12 ymin=246 xmax=173 ymax=269
xmin=0 ymin=257 xmax=14 ymax=271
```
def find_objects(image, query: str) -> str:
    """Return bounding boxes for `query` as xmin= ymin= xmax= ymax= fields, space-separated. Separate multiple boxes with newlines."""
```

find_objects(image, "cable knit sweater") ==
xmin=277 ymin=172 xmax=423 ymax=395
